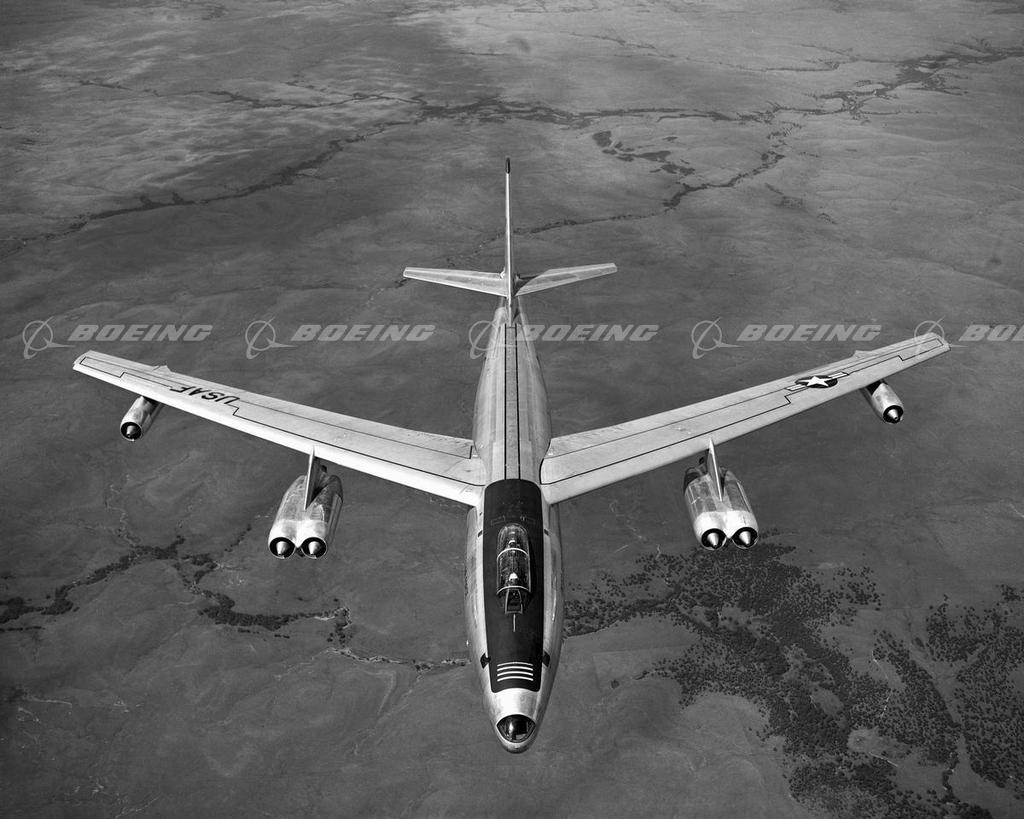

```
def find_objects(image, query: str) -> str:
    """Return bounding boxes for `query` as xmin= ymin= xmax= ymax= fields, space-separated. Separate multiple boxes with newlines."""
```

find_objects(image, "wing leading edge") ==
xmin=540 ymin=333 xmax=948 ymax=504
xmin=73 ymin=351 xmax=485 ymax=505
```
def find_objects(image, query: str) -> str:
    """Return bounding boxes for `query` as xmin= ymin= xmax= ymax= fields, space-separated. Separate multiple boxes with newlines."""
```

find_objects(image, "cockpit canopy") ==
xmin=496 ymin=523 xmax=532 ymax=614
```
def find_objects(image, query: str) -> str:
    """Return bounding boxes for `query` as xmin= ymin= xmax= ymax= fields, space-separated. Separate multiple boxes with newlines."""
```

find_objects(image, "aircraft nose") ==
xmin=497 ymin=714 xmax=536 ymax=747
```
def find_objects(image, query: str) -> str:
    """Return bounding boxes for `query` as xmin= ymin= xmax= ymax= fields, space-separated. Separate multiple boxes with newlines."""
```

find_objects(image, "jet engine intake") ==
xmin=267 ymin=473 xmax=343 ymax=559
xmin=683 ymin=463 xmax=759 ymax=550
xmin=120 ymin=396 xmax=162 ymax=440
xmin=861 ymin=380 xmax=903 ymax=424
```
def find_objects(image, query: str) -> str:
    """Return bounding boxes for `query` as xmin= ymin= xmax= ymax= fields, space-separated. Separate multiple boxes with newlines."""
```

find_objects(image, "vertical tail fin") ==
xmin=403 ymin=158 xmax=616 ymax=301
xmin=503 ymin=157 xmax=515 ymax=305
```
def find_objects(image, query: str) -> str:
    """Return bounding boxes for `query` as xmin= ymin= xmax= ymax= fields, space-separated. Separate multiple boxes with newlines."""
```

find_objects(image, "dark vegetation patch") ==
xmin=565 ymin=534 xmax=1018 ymax=815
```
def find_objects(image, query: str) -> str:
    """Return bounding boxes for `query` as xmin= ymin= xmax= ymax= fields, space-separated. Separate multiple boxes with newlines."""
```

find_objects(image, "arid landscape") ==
xmin=3 ymin=0 xmax=1023 ymax=815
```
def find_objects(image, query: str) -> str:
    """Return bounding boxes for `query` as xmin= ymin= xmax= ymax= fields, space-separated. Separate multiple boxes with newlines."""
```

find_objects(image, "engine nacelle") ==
xmin=683 ymin=465 xmax=759 ymax=550
xmin=268 ymin=475 xmax=306 ymax=558
xmin=120 ymin=396 xmax=162 ymax=440
xmin=295 ymin=475 xmax=343 ymax=559
xmin=267 ymin=473 xmax=343 ymax=559
xmin=861 ymin=380 xmax=903 ymax=424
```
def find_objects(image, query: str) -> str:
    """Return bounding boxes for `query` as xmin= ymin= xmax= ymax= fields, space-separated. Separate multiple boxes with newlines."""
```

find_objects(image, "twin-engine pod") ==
xmin=861 ymin=380 xmax=903 ymax=424
xmin=120 ymin=395 xmax=162 ymax=440
xmin=682 ymin=442 xmax=758 ymax=550
xmin=267 ymin=471 xmax=343 ymax=559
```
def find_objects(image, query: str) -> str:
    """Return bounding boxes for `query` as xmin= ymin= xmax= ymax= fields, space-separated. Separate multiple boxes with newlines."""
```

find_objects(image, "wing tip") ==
xmin=72 ymin=349 xmax=97 ymax=371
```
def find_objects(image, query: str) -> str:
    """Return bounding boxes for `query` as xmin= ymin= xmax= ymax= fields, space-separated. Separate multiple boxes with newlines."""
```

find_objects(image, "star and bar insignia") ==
xmin=790 ymin=371 xmax=849 ymax=390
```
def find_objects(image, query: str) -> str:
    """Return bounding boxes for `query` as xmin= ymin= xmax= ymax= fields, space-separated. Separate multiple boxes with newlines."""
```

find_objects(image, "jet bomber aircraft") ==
xmin=75 ymin=160 xmax=948 ymax=752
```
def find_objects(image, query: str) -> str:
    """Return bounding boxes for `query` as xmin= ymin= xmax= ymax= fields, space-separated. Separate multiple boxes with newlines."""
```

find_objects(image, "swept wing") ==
xmin=540 ymin=333 xmax=948 ymax=503
xmin=73 ymin=351 xmax=485 ymax=504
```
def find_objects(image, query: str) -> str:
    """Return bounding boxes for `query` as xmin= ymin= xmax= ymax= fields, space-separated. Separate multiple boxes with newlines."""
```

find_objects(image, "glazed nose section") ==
xmin=496 ymin=714 xmax=536 ymax=751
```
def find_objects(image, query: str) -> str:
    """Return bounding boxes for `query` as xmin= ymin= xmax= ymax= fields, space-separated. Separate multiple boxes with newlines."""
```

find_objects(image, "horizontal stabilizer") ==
xmin=403 ymin=267 xmax=509 ymax=296
xmin=516 ymin=263 xmax=616 ymax=296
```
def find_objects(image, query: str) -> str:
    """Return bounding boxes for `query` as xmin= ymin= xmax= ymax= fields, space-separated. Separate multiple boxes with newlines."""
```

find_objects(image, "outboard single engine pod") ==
xmin=120 ymin=396 xmax=162 ymax=440
xmin=862 ymin=380 xmax=904 ymax=424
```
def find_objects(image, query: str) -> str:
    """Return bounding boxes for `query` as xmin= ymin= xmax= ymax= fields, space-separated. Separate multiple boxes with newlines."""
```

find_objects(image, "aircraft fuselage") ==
xmin=465 ymin=301 xmax=563 ymax=752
